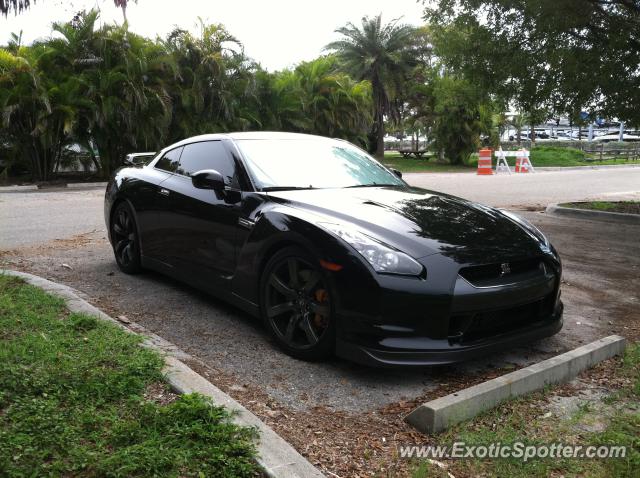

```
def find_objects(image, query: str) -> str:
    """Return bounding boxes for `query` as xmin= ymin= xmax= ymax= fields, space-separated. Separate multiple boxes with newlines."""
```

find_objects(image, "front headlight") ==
xmin=319 ymin=223 xmax=424 ymax=276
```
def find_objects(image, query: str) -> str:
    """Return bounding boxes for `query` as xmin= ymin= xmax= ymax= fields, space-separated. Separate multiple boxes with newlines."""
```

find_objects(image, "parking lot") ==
xmin=1 ymin=168 xmax=639 ymax=473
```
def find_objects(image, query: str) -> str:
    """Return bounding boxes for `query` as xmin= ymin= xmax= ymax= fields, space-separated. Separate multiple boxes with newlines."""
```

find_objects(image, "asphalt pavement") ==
xmin=1 ymin=166 xmax=639 ymax=250
xmin=0 ymin=189 xmax=105 ymax=250
xmin=403 ymin=165 xmax=640 ymax=208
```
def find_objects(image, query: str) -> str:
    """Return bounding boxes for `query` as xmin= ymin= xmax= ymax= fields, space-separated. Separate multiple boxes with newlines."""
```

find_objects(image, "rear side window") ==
xmin=155 ymin=146 xmax=183 ymax=173
xmin=176 ymin=141 xmax=238 ymax=187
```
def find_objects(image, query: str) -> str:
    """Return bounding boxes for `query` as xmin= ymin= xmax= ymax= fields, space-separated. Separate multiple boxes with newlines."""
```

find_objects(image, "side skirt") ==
xmin=141 ymin=255 xmax=260 ymax=318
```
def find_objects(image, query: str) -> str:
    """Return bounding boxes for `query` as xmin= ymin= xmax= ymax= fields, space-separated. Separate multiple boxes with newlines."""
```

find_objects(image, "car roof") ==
xmin=162 ymin=131 xmax=331 ymax=151
xmin=227 ymin=131 xmax=329 ymax=141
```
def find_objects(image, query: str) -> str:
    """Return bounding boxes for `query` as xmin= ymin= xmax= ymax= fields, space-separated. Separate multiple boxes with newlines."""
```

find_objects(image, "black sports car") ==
xmin=105 ymin=132 xmax=563 ymax=367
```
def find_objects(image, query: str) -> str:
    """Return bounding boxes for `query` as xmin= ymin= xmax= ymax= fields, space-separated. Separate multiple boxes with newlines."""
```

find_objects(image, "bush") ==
xmin=465 ymin=152 xmax=479 ymax=167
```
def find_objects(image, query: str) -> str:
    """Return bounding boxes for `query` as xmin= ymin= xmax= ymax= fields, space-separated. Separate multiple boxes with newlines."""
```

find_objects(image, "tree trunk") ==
xmin=28 ymin=143 xmax=41 ymax=182
xmin=530 ymin=124 xmax=535 ymax=146
xmin=372 ymin=77 xmax=386 ymax=159
xmin=88 ymin=147 xmax=101 ymax=175
xmin=375 ymin=108 xmax=385 ymax=159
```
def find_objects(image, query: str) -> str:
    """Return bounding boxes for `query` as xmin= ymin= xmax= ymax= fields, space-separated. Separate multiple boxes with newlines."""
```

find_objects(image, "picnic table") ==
xmin=397 ymin=149 xmax=429 ymax=158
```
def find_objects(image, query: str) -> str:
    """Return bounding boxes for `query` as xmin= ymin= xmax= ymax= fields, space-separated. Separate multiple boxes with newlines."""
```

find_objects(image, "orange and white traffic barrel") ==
xmin=477 ymin=149 xmax=493 ymax=175
xmin=515 ymin=150 xmax=530 ymax=173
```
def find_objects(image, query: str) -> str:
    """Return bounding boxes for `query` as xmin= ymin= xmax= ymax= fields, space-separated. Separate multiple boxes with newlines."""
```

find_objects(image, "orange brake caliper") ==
xmin=314 ymin=289 xmax=329 ymax=328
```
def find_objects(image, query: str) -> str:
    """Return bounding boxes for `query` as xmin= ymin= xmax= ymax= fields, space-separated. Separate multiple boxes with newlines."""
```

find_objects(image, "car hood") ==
xmin=266 ymin=186 xmax=545 ymax=265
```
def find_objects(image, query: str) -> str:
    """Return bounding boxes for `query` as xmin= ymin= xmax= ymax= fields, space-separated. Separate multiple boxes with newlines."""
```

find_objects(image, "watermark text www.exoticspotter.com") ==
xmin=399 ymin=442 xmax=627 ymax=462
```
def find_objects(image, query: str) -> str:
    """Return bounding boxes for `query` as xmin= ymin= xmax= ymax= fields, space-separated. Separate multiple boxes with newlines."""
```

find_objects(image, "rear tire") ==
xmin=260 ymin=246 xmax=336 ymax=361
xmin=110 ymin=201 xmax=142 ymax=274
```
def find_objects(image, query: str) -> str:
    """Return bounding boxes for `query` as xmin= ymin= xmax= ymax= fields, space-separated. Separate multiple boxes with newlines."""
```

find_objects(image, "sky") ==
xmin=0 ymin=0 xmax=426 ymax=71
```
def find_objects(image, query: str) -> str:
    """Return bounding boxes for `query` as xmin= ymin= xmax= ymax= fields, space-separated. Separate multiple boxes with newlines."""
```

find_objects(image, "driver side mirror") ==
xmin=191 ymin=169 xmax=225 ymax=191
xmin=391 ymin=168 xmax=403 ymax=179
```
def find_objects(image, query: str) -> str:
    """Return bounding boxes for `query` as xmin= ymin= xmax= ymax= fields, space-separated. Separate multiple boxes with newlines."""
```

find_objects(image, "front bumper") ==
xmin=330 ymin=250 xmax=563 ymax=368
xmin=336 ymin=302 xmax=563 ymax=367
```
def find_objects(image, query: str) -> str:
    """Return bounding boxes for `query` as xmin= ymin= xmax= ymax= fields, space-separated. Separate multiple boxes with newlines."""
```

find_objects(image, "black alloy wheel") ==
xmin=261 ymin=246 xmax=335 ymax=360
xmin=110 ymin=202 xmax=142 ymax=274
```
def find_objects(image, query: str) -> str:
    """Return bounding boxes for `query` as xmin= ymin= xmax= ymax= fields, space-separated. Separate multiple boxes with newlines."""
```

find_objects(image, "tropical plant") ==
xmin=0 ymin=43 xmax=85 ymax=180
xmin=243 ymin=56 xmax=373 ymax=145
xmin=1 ymin=0 xmax=135 ymax=17
xmin=292 ymin=56 xmax=372 ymax=144
xmin=430 ymin=75 xmax=490 ymax=164
xmin=162 ymin=21 xmax=257 ymax=141
xmin=0 ymin=9 xmax=390 ymax=181
xmin=326 ymin=15 xmax=421 ymax=157
xmin=1 ymin=0 xmax=32 ymax=16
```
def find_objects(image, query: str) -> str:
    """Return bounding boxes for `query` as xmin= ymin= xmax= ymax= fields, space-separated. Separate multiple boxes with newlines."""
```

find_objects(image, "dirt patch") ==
xmin=0 ymin=231 xmax=104 ymax=259
xmin=143 ymin=381 xmax=179 ymax=406
xmin=180 ymin=354 xmax=516 ymax=477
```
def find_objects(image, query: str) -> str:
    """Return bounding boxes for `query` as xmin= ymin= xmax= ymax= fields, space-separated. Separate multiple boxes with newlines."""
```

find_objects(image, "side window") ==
xmin=155 ymin=146 xmax=183 ymax=173
xmin=177 ymin=141 xmax=238 ymax=187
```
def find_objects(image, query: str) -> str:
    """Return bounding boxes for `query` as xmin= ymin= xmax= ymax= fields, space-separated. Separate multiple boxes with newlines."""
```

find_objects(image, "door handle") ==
xmin=159 ymin=188 xmax=170 ymax=196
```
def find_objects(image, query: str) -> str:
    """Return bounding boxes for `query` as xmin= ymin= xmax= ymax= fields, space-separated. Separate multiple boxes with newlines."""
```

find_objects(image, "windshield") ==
xmin=235 ymin=138 xmax=405 ymax=190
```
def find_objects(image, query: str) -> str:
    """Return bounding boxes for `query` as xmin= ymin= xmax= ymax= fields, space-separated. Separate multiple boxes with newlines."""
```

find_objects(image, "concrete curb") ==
xmin=546 ymin=203 xmax=640 ymax=225
xmin=0 ymin=182 xmax=107 ymax=193
xmin=536 ymin=163 xmax=640 ymax=171
xmin=1 ymin=269 xmax=324 ymax=478
xmin=405 ymin=335 xmax=627 ymax=435
xmin=66 ymin=181 xmax=108 ymax=189
xmin=0 ymin=185 xmax=39 ymax=192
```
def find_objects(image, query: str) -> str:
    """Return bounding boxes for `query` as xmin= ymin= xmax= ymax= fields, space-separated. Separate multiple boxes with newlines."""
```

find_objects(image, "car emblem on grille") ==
xmin=500 ymin=262 xmax=511 ymax=276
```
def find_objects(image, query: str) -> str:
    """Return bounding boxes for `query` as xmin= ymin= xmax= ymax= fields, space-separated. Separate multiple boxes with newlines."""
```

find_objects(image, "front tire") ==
xmin=110 ymin=201 xmax=142 ymax=274
xmin=260 ymin=246 xmax=336 ymax=361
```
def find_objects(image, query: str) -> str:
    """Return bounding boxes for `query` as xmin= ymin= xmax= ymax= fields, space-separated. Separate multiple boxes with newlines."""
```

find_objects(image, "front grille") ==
xmin=459 ymin=257 xmax=544 ymax=286
xmin=449 ymin=293 xmax=555 ymax=343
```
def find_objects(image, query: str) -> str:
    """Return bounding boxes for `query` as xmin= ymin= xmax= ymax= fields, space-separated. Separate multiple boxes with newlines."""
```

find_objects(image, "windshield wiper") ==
xmin=344 ymin=183 xmax=402 ymax=188
xmin=261 ymin=186 xmax=316 ymax=192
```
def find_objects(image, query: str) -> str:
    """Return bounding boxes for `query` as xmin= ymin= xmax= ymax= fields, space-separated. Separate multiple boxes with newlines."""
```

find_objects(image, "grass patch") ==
xmin=529 ymin=146 xmax=586 ymax=166
xmin=0 ymin=274 xmax=258 ymax=477
xmin=412 ymin=342 xmax=640 ymax=478
xmin=560 ymin=201 xmax=640 ymax=215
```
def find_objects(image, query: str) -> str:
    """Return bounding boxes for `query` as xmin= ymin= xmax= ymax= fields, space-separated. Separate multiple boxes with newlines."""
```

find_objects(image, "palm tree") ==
xmin=509 ymin=113 xmax=527 ymax=146
xmin=295 ymin=56 xmax=372 ymax=144
xmin=0 ymin=38 xmax=88 ymax=180
xmin=326 ymin=15 xmax=418 ymax=158
xmin=1 ymin=0 xmax=132 ymax=17
xmin=162 ymin=21 xmax=254 ymax=141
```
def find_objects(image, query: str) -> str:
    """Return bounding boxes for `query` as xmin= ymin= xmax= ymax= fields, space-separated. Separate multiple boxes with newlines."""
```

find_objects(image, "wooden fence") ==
xmin=581 ymin=143 xmax=640 ymax=162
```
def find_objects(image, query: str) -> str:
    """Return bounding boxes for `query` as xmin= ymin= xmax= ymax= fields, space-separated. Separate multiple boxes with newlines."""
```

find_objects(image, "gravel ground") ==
xmin=1 ymin=208 xmax=638 ymax=413
xmin=1 ymin=173 xmax=639 ymax=476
